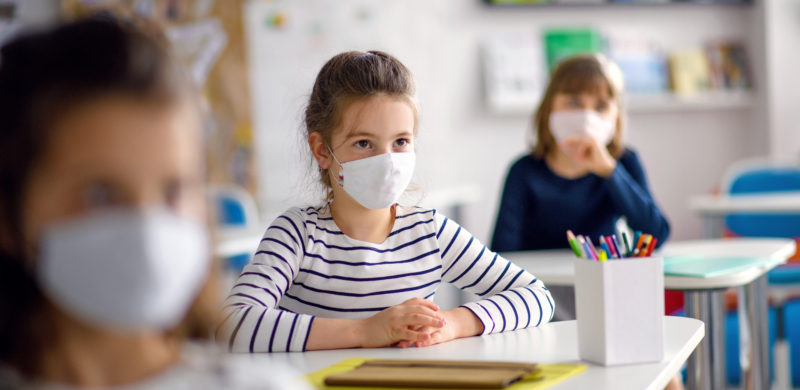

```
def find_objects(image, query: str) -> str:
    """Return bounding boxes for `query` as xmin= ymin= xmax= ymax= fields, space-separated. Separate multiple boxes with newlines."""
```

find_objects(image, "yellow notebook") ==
xmin=306 ymin=358 xmax=586 ymax=390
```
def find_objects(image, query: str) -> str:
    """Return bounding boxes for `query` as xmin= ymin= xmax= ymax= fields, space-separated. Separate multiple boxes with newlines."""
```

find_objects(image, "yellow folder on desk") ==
xmin=306 ymin=358 xmax=586 ymax=390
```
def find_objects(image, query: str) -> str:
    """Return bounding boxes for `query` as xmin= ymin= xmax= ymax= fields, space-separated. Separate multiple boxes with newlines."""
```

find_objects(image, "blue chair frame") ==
xmin=720 ymin=157 xmax=800 ymax=387
xmin=208 ymin=185 xmax=261 ymax=273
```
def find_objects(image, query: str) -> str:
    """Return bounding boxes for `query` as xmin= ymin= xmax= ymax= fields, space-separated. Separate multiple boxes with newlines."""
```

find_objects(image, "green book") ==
xmin=543 ymin=28 xmax=604 ymax=72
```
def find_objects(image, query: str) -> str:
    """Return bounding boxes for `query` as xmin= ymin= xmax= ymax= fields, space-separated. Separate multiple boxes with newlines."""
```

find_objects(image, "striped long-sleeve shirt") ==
xmin=219 ymin=205 xmax=554 ymax=353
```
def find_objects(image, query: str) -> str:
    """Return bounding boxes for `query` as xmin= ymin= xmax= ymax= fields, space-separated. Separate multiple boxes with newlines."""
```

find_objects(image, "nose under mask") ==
xmin=548 ymin=109 xmax=615 ymax=146
xmin=37 ymin=208 xmax=211 ymax=332
xmin=328 ymin=148 xmax=416 ymax=210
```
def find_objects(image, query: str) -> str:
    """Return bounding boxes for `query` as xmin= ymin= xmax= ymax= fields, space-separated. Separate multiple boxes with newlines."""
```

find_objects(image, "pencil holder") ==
xmin=574 ymin=257 xmax=665 ymax=366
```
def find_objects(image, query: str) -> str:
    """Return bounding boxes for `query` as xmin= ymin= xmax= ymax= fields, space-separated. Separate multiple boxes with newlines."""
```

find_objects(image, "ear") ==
xmin=308 ymin=132 xmax=331 ymax=170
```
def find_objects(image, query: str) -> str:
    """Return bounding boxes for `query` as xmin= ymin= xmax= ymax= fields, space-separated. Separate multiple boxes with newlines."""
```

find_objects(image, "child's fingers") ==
xmin=402 ymin=312 xmax=445 ymax=329
xmin=396 ymin=327 xmax=431 ymax=343
xmin=413 ymin=330 xmax=442 ymax=348
xmin=404 ymin=305 xmax=444 ymax=321
xmin=402 ymin=297 xmax=439 ymax=311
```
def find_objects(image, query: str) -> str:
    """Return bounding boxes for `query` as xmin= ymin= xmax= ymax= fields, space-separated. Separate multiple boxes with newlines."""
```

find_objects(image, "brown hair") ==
xmin=0 ymin=16 xmax=218 ymax=378
xmin=532 ymin=53 xmax=626 ymax=159
xmin=304 ymin=50 xmax=417 ymax=199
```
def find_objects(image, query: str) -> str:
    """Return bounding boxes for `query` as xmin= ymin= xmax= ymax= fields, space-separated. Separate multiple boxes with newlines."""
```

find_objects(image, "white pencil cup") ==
xmin=574 ymin=257 xmax=665 ymax=366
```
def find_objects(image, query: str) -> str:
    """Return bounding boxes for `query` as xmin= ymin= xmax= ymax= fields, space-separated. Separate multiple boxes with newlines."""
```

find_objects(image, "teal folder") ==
xmin=663 ymin=256 xmax=779 ymax=278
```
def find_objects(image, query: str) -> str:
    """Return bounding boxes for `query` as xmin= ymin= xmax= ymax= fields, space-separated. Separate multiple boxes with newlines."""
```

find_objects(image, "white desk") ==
xmin=256 ymin=317 xmax=703 ymax=390
xmin=689 ymin=192 xmax=800 ymax=238
xmin=502 ymin=238 xmax=795 ymax=390
xmin=690 ymin=192 xmax=800 ymax=214
xmin=214 ymin=226 xmax=263 ymax=258
xmin=503 ymin=238 xmax=795 ymax=290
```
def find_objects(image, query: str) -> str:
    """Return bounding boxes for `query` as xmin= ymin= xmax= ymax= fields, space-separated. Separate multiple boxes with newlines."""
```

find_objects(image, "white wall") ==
xmin=246 ymin=0 xmax=768 ymax=244
xmin=762 ymin=0 xmax=800 ymax=160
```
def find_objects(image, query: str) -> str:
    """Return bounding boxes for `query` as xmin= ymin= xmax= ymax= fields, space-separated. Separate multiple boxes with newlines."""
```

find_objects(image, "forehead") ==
xmin=41 ymin=96 xmax=201 ymax=172
xmin=555 ymin=70 xmax=613 ymax=100
xmin=336 ymin=95 xmax=416 ymax=138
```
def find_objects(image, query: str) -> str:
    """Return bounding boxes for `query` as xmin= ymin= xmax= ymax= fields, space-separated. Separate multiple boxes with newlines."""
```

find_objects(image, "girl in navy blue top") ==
xmin=491 ymin=54 xmax=671 ymax=319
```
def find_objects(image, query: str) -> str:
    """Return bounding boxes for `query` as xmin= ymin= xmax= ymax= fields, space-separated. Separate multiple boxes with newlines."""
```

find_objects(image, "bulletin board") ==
xmin=61 ymin=0 xmax=256 ymax=196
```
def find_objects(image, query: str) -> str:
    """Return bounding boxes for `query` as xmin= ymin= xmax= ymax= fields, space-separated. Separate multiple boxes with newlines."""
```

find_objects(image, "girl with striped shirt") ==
xmin=220 ymin=51 xmax=555 ymax=352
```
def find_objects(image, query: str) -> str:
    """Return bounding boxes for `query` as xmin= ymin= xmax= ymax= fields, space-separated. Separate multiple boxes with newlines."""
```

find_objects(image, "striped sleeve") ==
xmin=435 ymin=211 xmax=554 ymax=334
xmin=218 ymin=208 xmax=314 ymax=352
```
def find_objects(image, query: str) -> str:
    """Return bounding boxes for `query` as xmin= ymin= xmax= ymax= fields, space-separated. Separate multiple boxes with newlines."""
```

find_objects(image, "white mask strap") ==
xmin=326 ymin=146 xmax=344 ymax=186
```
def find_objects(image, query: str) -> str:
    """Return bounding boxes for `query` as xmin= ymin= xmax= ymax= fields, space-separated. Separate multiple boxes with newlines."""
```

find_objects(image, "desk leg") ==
xmin=685 ymin=289 xmax=726 ymax=390
xmin=741 ymin=275 xmax=770 ymax=390
xmin=702 ymin=215 xmax=724 ymax=239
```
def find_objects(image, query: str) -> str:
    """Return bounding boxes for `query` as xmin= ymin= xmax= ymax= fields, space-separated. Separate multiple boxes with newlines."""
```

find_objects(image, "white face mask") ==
xmin=549 ymin=109 xmax=616 ymax=146
xmin=329 ymin=149 xmax=416 ymax=210
xmin=37 ymin=208 xmax=210 ymax=331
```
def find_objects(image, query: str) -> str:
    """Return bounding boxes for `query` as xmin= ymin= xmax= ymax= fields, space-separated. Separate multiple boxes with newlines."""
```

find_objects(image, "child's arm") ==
xmin=491 ymin=158 xmax=532 ymax=252
xmin=218 ymin=209 xmax=445 ymax=352
xmin=307 ymin=297 xmax=446 ymax=349
xmin=408 ymin=212 xmax=554 ymax=347
xmin=561 ymin=138 xmax=670 ymax=246
xmin=217 ymin=210 xmax=314 ymax=352
xmin=604 ymin=150 xmax=670 ymax=246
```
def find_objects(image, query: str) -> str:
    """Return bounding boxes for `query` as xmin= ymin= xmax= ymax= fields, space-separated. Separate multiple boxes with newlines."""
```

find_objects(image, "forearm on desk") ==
xmin=306 ymin=317 xmax=364 ymax=350
xmin=446 ymin=307 xmax=484 ymax=338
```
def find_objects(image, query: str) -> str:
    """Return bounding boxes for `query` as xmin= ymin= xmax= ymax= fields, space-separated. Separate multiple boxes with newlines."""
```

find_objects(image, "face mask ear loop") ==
xmin=326 ymin=146 xmax=344 ymax=186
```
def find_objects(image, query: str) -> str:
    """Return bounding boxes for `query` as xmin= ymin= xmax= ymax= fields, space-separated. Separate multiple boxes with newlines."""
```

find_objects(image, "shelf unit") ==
xmin=486 ymin=91 xmax=755 ymax=115
xmin=625 ymin=91 xmax=755 ymax=113
xmin=482 ymin=0 xmax=752 ymax=7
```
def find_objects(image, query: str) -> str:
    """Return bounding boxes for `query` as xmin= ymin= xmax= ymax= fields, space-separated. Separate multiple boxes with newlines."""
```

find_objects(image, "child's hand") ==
xmin=561 ymin=136 xmax=617 ymax=178
xmin=394 ymin=321 xmax=457 ymax=348
xmin=394 ymin=307 xmax=483 ymax=348
xmin=357 ymin=297 xmax=446 ymax=348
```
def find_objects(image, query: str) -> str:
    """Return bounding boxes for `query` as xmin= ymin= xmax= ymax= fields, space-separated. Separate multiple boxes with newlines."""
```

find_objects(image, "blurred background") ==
xmin=2 ymin=0 xmax=797 ymax=245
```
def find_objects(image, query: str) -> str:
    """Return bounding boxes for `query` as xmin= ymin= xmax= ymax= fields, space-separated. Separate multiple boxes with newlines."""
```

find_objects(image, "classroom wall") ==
xmin=245 ymin=0 xmax=778 ymax=245
xmin=428 ymin=2 xmax=764 ymax=244
xmin=762 ymin=0 xmax=800 ymax=160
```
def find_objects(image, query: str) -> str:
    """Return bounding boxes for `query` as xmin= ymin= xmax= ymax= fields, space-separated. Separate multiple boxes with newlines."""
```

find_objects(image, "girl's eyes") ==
xmin=596 ymin=102 xmax=609 ymax=112
xmin=567 ymin=99 xmax=581 ymax=108
xmin=351 ymin=138 xmax=412 ymax=151
xmin=82 ymin=182 xmax=119 ymax=209
xmin=354 ymin=140 xmax=371 ymax=149
xmin=393 ymin=138 xmax=410 ymax=148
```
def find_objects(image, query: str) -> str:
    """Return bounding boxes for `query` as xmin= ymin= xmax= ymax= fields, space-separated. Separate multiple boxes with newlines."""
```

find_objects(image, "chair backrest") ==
xmin=207 ymin=185 xmax=260 ymax=229
xmin=208 ymin=185 xmax=261 ymax=273
xmin=722 ymin=157 xmax=800 ymax=238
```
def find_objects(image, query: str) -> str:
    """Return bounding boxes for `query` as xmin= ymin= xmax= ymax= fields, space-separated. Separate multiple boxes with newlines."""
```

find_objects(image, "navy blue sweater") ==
xmin=491 ymin=148 xmax=670 ymax=252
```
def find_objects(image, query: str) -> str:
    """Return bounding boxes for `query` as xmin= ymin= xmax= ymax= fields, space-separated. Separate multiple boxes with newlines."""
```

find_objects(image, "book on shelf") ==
xmin=668 ymin=49 xmax=712 ymax=95
xmin=706 ymin=41 xmax=751 ymax=90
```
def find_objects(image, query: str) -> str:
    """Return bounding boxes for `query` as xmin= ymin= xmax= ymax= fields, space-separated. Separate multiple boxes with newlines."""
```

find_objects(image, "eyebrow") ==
xmin=344 ymin=130 xmax=413 ymax=139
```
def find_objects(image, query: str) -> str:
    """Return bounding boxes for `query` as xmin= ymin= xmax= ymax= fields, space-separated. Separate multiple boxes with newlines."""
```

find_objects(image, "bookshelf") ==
xmin=486 ymin=91 xmax=755 ymax=115
xmin=625 ymin=91 xmax=755 ymax=113
xmin=480 ymin=1 xmax=756 ymax=115
xmin=482 ymin=0 xmax=753 ymax=7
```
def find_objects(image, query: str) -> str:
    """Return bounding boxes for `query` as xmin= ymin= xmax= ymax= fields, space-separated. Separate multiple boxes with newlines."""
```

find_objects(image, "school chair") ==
xmin=208 ymin=184 xmax=260 ymax=273
xmin=785 ymin=299 xmax=800 ymax=388
xmin=719 ymin=157 xmax=800 ymax=386
xmin=724 ymin=308 xmax=778 ymax=386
